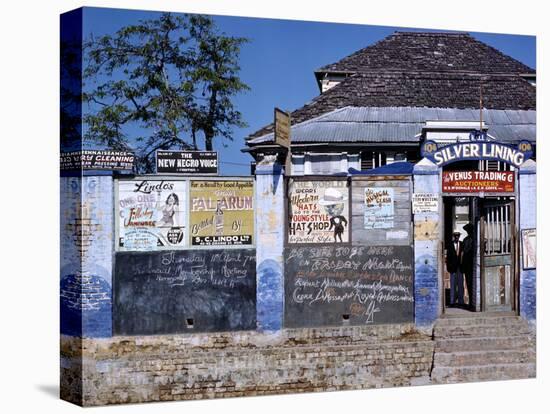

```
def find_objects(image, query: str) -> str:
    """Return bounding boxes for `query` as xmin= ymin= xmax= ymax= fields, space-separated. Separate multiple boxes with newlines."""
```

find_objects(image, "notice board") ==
xmin=114 ymin=249 xmax=256 ymax=335
xmin=284 ymin=244 xmax=414 ymax=328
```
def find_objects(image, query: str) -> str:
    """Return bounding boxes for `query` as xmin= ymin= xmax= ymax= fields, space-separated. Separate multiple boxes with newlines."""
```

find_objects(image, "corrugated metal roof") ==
xmin=248 ymin=106 xmax=536 ymax=145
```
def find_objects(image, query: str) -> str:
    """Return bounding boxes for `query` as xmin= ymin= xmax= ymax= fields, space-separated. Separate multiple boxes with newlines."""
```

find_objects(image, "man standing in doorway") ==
xmin=447 ymin=230 xmax=464 ymax=307
xmin=461 ymin=223 xmax=475 ymax=310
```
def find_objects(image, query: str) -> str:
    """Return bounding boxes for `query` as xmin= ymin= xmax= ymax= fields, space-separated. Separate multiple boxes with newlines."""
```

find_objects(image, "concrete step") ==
xmin=433 ymin=349 xmax=536 ymax=367
xmin=435 ymin=335 xmax=533 ymax=353
xmin=436 ymin=315 xmax=523 ymax=327
xmin=431 ymin=362 xmax=536 ymax=384
xmin=434 ymin=324 xmax=531 ymax=339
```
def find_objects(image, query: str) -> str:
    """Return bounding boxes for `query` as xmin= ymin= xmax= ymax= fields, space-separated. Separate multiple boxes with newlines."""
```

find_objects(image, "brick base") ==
xmin=61 ymin=324 xmax=434 ymax=406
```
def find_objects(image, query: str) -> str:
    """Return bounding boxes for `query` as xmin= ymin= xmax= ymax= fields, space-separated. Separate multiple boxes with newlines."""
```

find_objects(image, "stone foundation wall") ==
xmin=61 ymin=324 xmax=434 ymax=406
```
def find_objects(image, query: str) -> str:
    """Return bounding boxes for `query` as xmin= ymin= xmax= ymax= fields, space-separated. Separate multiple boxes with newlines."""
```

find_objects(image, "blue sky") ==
xmin=82 ymin=7 xmax=536 ymax=175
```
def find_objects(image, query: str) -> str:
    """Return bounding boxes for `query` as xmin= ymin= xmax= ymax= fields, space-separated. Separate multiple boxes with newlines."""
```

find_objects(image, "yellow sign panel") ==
xmin=189 ymin=180 xmax=254 ymax=246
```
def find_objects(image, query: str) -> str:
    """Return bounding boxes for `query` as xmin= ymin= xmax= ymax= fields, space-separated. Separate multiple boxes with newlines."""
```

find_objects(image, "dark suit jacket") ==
xmin=446 ymin=240 xmax=463 ymax=273
xmin=460 ymin=235 xmax=474 ymax=275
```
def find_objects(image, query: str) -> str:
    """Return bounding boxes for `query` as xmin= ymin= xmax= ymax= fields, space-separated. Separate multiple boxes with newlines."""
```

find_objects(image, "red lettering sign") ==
xmin=442 ymin=171 xmax=515 ymax=193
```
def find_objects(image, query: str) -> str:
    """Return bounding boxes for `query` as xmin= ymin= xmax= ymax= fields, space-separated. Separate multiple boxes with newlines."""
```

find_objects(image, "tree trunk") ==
xmin=204 ymin=87 xmax=217 ymax=151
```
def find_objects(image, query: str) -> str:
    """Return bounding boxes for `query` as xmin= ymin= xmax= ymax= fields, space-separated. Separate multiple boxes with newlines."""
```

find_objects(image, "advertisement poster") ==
xmin=412 ymin=193 xmax=439 ymax=214
xmin=288 ymin=179 xmax=349 ymax=244
xmin=442 ymin=170 xmax=515 ymax=193
xmin=521 ymin=228 xmax=536 ymax=270
xmin=117 ymin=180 xmax=187 ymax=251
xmin=189 ymin=180 xmax=254 ymax=246
xmin=364 ymin=187 xmax=394 ymax=229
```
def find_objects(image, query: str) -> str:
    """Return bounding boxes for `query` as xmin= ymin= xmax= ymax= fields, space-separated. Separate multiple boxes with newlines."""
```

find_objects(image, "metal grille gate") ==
xmin=480 ymin=199 xmax=515 ymax=311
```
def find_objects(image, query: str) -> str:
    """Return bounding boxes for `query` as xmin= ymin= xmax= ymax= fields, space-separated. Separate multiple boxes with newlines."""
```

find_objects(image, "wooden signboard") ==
xmin=275 ymin=108 xmax=291 ymax=174
xmin=274 ymin=108 xmax=290 ymax=149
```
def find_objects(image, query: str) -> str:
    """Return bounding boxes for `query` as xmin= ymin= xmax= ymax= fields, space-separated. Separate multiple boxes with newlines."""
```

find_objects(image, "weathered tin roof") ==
xmin=247 ymin=106 xmax=536 ymax=145
xmin=247 ymin=72 xmax=536 ymax=140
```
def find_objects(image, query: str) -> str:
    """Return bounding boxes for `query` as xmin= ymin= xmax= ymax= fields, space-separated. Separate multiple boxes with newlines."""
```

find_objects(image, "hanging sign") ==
xmin=156 ymin=151 xmax=218 ymax=174
xmin=274 ymin=108 xmax=291 ymax=149
xmin=421 ymin=139 xmax=533 ymax=168
xmin=442 ymin=170 xmax=515 ymax=193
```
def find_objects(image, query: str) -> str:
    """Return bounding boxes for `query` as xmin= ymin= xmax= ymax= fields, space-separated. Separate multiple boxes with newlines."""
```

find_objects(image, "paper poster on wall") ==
xmin=364 ymin=187 xmax=394 ymax=229
xmin=288 ymin=179 xmax=349 ymax=244
xmin=117 ymin=180 xmax=187 ymax=251
xmin=412 ymin=193 xmax=439 ymax=214
xmin=189 ymin=180 xmax=254 ymax=246
xmin=521 ymin=228 xmax=536 ymax=270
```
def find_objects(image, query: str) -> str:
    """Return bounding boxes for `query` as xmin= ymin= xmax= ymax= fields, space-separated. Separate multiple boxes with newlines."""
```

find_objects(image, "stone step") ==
xmin=435 ymin=335 xmax=532 ymax=353
xmin=433 ymin=349 xmax=536 ymax=367
xmin=436 ymin=315 xmax=523 ymax=327
xmin=434 ymin=324 xmax=531 ymax=339
xmin=431 ymin=362 xmax=536 ymax=384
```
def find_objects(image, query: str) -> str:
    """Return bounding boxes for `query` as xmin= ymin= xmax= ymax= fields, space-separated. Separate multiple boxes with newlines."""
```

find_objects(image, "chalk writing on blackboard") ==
xmin=284 ymin=245 xmax=413 ymax=327
xmin=114 ymin=249 xmax=256 ymax=335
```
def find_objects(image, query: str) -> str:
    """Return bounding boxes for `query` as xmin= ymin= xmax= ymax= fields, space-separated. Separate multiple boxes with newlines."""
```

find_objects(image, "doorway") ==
xmin=480 ymin=198 xmax=516 ymax=312
xmin=443 ymin=196 xmax=477 ymax=311
xmin=443 ymin=196 xmax=517 ymax=313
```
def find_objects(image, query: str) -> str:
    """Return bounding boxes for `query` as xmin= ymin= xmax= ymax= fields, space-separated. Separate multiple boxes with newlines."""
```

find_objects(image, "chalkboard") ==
xmin=114 ymin=249 xmax=256 ymax=335
xmin=284 ymin=245 xmax=414 ymax=327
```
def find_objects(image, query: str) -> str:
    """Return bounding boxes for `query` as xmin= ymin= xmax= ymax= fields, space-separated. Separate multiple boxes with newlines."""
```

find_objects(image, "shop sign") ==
xmin=421 ymin=139 xmax=533 ymax=168
xmin=442 ymin=170 xmax=515 ymax=193
xmin=412 ymin=193 xmax=439 ymax=213
xmin=288 ymin=179 xmax=349 ymax=244
xmin=61 ymin=150 xmax=135 ymax=171
xmin=156 ymin=150 xmax=218 ymax=174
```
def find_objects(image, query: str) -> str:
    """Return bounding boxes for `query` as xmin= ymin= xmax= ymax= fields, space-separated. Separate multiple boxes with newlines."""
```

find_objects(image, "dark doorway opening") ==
xmin=443 ymin=196 xmax=478 ymax=311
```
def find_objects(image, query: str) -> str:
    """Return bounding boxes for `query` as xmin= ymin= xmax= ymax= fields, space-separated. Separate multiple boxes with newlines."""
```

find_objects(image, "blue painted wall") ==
xmin=413 ymin=159 xmax=441 ymax=327
xmin=519 ymin=160 xmax=536 ymax=322
xmin=60 ymin=176 xmax=114 ymax=337
xmin=255 ymin=159 xmax=285 ymax=331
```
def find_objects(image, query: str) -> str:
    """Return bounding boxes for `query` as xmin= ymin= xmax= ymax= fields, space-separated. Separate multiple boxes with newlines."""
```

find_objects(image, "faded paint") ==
xmin=414 ymin=218 xmax=439 ymax=240
xmin=519 ymin=160 xmax=536 ymax=323
xmin=255 ymin=160 xmax=285 ymax=331
xmin=60 ymin=175 xmax=113 ymax=337
xmin=413 ymin=159 xmax=441 ymax=327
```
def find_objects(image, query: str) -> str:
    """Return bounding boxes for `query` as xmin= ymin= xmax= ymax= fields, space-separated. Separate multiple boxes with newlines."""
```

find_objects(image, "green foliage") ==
xmin=83 ymin=13 xmax=249 ymax=172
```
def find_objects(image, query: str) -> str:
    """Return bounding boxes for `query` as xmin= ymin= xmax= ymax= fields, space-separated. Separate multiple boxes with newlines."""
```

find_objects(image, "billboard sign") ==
xmin=189 ymin=180 xmax=254 ymax=246
xmin=117 ymin=180 xmax=187 ymax=251
xmin=288 ymin=179 xmax=349 ymax=244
